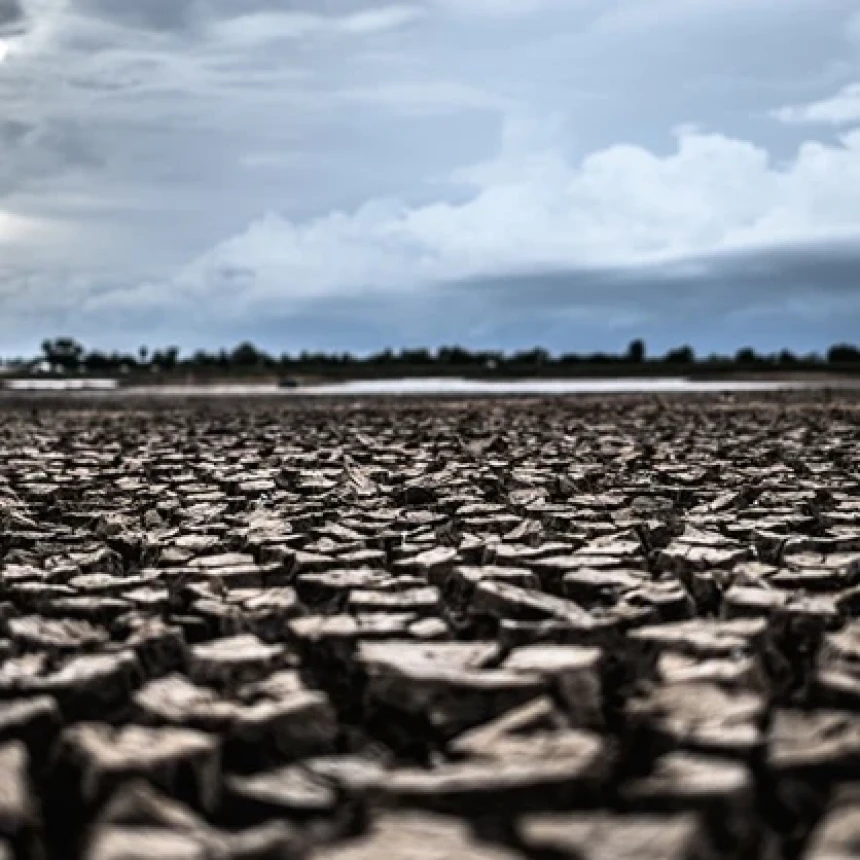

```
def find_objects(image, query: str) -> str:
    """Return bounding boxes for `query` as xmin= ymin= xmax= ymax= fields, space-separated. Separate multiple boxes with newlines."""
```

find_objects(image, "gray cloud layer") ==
xmin=0 ymin=0 xmax=22 ymax=34
xmin=1 ymin=0 xmax=860 ymax=353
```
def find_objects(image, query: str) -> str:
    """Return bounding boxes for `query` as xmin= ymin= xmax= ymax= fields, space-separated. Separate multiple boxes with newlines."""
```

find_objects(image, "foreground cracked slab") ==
xmin=0 ymin=391 xmax=858 ymax=858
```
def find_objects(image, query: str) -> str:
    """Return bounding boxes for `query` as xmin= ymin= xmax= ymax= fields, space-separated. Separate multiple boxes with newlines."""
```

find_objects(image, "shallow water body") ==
xmin=1 ymin=375 xmax=843 ymax=397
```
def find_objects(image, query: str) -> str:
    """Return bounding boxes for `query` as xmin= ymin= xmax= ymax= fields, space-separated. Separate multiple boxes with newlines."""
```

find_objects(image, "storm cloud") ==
xmin=0 ymin=0 xmax=23 ymax=34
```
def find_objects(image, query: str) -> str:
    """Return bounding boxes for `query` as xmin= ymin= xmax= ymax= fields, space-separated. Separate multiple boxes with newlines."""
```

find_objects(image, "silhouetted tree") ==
xmin=627 ymin=339 xmax=646 ymax=363
xmin=189 ymin=350 xmax=216 ymax=368
xmin=369 ymin=348 xmax=395 ymax=365
xmin=151 ymin=347 xmax=179 ymax=372
xmin=514 ymin=348 xmax=550 ymax=366
xmin=437 ymin=346 xmax=472 ymax=364
xmin=399 ymin=348 xmax=432 ymax=364
xmin=664 ymin=345 xmax=695 ymax=364
xmin=827 ymin=344 xmax=860 ymax=364
xmin=83 ymin=351 xmax=113 ymax=373
xmin=41 ymin=338 xmax=85 ymax=373
xmin=229 ymin=342 xmax=264 ymax=367
xmin=735 ymin=347 xmax=759 ymax=365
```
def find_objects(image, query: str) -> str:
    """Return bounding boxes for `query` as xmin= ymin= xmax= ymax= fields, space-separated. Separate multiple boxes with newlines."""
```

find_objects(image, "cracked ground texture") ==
xmin=0 ymin=392 xmax=858 ymax=859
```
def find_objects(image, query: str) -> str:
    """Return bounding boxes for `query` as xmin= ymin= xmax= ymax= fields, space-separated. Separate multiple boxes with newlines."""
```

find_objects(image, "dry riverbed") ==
xmin=1 ymin=392 xmax=859 ymax=859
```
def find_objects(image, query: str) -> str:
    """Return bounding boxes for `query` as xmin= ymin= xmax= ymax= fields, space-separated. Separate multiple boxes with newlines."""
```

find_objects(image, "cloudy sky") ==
xmin=1 ymin=0 xmax=860 ymax=357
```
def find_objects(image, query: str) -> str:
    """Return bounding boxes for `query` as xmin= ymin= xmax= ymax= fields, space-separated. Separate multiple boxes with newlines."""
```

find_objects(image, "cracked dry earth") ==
xmin=2 ymin=395 xmax=860 ymax=860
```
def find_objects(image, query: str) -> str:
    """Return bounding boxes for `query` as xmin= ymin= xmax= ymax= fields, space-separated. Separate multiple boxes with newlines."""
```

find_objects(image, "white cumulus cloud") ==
xmin=772 ymin=82 xmax=860 ymax=125
xmin=147 ymin=113 xmax=860 ymax=320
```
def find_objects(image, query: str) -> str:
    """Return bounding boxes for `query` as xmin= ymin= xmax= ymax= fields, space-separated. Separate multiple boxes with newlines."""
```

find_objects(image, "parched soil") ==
xmin=1 ymin=392 xmax=860 ymax=859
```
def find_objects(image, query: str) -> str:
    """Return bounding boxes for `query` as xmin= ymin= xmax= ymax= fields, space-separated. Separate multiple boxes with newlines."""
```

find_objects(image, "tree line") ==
xmin=1 ymin=337 xmax=858 ymax=377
